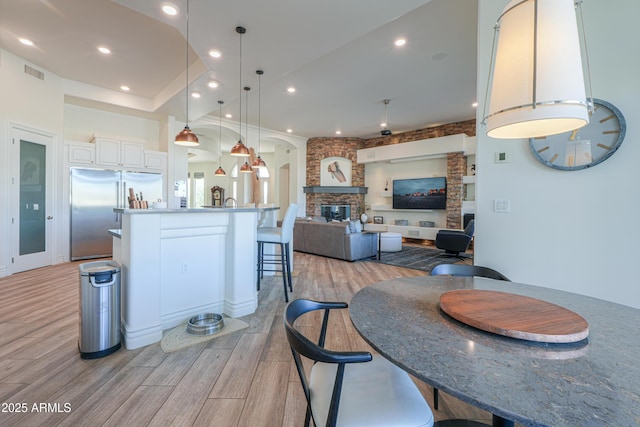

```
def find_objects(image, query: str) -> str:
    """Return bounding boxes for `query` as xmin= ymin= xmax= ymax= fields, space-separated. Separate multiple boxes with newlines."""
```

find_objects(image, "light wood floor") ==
xmin=0 ymin=251 xmax=492 ymax=426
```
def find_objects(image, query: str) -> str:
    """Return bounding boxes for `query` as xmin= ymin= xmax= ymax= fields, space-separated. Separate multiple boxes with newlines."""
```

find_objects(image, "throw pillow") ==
xmin=354 ymin=220 xmax=363 ymax=233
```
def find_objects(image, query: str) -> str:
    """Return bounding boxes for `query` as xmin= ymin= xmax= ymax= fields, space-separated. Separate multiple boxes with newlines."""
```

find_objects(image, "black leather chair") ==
xmin=430 ymin=264 xmax=510 ymax=282
xmin=429 ymin=263 xmax=510 ymax=412
xmin=435 ymin=220 xmax=474 ymax=256
xmin=284 ymin=299 xmax=434 ymax=427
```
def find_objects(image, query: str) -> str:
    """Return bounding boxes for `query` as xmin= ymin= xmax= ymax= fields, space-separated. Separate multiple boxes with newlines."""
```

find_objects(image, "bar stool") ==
xmin=257 ymin=203 xmax=298 ymax=301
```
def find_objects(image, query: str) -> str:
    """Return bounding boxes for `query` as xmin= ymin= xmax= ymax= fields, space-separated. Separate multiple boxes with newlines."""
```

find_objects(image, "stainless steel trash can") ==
xmin=79 ymin=260 xmax=121 ymax=359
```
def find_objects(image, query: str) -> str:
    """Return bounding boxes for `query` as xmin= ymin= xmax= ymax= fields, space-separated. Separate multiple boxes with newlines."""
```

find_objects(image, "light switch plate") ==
xmin=494 ymin=199 xmax=510 ymax=213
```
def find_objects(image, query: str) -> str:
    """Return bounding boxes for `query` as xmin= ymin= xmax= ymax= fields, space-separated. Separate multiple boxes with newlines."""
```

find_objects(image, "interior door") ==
xmin=10 ymin=126 xmax=55 ymax=273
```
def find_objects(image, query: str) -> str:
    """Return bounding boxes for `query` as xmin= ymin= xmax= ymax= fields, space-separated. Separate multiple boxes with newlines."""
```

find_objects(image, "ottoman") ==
xmin=380 ymin=232 xmax=403 ymax=252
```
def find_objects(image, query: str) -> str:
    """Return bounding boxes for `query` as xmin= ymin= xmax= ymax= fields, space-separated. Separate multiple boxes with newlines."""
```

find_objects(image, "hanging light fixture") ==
xmin=174 ymin=0 xmax=199 ymax=146
xmin=252 ymin=69 xmax=268 ymax=170
xmin=230 ymin=26 xmax=251 ymax=156
xmin=240 ymin=86 xmax=253 ymax=173
xmin=380 ymin=99 xmax=392 ymax=136
xmin=483 ymin=0 xmax=592 ymax=139
xmin=214 ymin=100 xmax=226 ymax=176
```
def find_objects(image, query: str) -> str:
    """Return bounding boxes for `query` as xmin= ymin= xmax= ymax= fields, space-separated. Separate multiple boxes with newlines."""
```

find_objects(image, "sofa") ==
xmin=293 ymin=218 xmax=377 ymax=261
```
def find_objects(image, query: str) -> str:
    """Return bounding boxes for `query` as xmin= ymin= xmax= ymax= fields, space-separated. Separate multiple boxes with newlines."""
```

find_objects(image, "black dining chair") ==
xmin=284 ymin=299 xmax=434 ymax=427
xmin=429 ymin=263 xmax=510 ymax=412
xmin=430 ymin=264 xmax=510 ymax=282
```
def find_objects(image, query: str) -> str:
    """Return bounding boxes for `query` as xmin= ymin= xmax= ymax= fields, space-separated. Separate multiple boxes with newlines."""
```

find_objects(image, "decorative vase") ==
xmin=360 ymin=213 xmax=368 ymax=223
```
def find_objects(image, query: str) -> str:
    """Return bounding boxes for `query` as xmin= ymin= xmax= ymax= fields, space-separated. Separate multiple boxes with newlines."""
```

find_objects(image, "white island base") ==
xmin=112 ymin=207 xmax=277 ymax=349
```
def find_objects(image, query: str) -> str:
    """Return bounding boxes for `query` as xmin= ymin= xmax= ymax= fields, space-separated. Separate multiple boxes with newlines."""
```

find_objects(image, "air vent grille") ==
xmin=24 ymin=65 xmax=44 ymax=80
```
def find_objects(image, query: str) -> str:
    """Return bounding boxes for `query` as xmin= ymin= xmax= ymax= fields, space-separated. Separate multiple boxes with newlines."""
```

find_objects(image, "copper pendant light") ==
xmin=252 ymin=69 xmax=267 ymax=170
xmin=174 ymin=0 xmax=199 ymax=147
xmin=240 ymin=85 xmax=253 ymax=173
xmin=230 ymin=26 xmax=250 ymax=157
xmin=214 ymin=100 xmax=226 ymax=176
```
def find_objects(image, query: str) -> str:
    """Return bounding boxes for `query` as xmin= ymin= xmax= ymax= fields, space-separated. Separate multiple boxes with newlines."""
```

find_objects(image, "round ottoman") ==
xmin=380 ymin=232 xmax=403 ymax=252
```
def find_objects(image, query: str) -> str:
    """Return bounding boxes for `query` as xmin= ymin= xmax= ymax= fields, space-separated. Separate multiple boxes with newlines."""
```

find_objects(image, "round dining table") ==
xmin=349 ymin=275 xmax=640 ymax=427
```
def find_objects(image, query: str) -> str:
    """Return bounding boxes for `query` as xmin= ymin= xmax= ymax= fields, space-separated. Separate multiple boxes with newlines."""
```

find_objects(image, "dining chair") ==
xmin=284 ymin=299 xmax=434 ymax=427
xmin=429 ymin=263 xmax=510 ymax=411
xmin=430 ymin=264 xmax=510 ymax=282
xmin=257 ymin=203 xmax=298 ymax=301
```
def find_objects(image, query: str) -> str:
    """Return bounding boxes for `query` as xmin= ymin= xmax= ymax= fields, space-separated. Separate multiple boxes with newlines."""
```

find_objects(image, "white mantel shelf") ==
xmin=303 ymin=186 xmax=368 ymax=194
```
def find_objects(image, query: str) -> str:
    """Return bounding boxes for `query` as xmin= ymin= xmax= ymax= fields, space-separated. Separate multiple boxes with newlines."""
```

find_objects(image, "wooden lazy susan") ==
xmin=439 ymin=290 xmax=589 ymax=343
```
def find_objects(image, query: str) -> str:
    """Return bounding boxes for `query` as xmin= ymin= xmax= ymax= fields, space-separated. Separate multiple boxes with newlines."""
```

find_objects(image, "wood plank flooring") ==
xmin=0 ymin=251 xmax=493 ymax=426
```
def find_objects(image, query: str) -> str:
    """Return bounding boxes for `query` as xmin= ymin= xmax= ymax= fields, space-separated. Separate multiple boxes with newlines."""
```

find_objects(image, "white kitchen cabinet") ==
xmin=92 ymin=137 xmax=144 ymax=168
xmin=66 ymin=142 xmax=95 ymax=165
xmin=144 ymin=150 xmax=167 ymax=171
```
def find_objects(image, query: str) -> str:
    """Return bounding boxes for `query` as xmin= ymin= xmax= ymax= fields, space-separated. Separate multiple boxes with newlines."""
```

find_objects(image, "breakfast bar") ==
xmin=111 ymin=206 xmax=278 ymax=349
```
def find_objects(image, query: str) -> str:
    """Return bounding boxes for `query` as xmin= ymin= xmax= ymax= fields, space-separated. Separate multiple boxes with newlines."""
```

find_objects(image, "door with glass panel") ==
xmin=10 ymin=126 xmax=54 ymax=273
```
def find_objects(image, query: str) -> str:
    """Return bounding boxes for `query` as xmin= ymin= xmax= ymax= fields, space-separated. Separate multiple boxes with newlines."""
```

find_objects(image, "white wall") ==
xmin=475 ymin=0 xmax=640 ymax=308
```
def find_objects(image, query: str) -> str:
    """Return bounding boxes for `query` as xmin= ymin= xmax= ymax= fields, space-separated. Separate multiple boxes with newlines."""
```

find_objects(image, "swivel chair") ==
xmin=284 ymin=299 xmax=434 ymax=427
xmin=435 ymin=220 xmax=474 ymax=256
xmin=257 ymin=203 xmax=298 ymax=302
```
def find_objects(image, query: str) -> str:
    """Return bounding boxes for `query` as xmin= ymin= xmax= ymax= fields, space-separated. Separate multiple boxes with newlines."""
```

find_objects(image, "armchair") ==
xmin=435 ymin=220 xmax=474 ymax=256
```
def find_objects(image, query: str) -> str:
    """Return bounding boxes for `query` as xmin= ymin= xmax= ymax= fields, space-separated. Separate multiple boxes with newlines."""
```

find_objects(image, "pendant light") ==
xmin=380 ymin=99 xmax=392 ymax=136
xmin=230 ymin=26 xmax=250 ymax=156
xmin=240 ymin=86 xmax=253 ymax=173
xmin=174 ymin=0 xmax=199 ymax=146
xmin=252 ymin=69 xmax=268 ymax=170
xmin=214 ymin=100 xmax=226 ymax=176
xmin=483 ymin=0 xmax=592 ymax=139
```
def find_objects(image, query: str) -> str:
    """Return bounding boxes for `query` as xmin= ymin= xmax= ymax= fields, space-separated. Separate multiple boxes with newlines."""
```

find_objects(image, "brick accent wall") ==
xmin=305 ymin=119 xmax=476 ymax=223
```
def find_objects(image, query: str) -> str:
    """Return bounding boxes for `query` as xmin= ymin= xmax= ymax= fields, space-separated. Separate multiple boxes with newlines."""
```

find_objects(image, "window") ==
xmin=189 ymin=171 xmax=205 ymax=207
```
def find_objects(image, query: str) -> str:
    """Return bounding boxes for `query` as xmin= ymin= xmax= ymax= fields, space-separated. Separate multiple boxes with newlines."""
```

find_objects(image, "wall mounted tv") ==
xmin=392 ymin=177 xmax=447 ymax=210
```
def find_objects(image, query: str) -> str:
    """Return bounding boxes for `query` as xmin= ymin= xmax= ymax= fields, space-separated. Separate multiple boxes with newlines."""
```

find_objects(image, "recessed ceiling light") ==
xmin=19 ymin=38 xmax=34 ymax=46
xmin=394 ymin=38 xmax=406 ymax=47
xmin=286 ymin=129 xmax=293 ymax=133
xmin=120 ymin=86 xmax=130 ymax=91
xmin=191 ymin=92 xmax=201 ymax=98
xmin=208 ymin=81 xmax=219 ymax=89
xmin=98 ymin=46 xmax=111 ymax=54
xmin=161 ymin=4 xmax=178 ymax=15
xmin=380 ymin=122 xmax=387 ymax=128
xmin=208 ymin=49 xmax=222 ymax=58
xmin=336 ymin=130 xmax=342 ymax=135
xmin=472 ymin=102 xmax=478 ymax=108
xmin=225 ymin=113 xmax=232 ymax=118
xmin=287 ymin=87 xmax=296 ymax=93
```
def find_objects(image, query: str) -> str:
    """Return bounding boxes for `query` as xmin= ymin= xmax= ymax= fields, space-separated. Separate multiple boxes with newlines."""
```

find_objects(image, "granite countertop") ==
xmin=114 ymin=206 xmax=279 ymax=214
xmin=349 ymin=276 xmax=640 ymax=427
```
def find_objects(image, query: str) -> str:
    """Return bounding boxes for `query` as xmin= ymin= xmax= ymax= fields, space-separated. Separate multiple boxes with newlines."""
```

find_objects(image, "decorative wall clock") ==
xmin=529 ymin=99 xmax=626 ymax=171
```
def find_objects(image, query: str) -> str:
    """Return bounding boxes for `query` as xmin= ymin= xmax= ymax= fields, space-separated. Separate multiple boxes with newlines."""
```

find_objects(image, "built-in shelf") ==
xmin=380 ymin=190 xmax=391 ymax=197
xmin=462 ymin=175 xmax=476 ymax=184
xmin=370 ymin=204 xmax=433 ymax=212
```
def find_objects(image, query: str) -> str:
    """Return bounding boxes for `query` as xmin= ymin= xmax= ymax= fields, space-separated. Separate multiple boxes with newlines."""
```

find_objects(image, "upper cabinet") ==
xmin=66 ymin=142 xmax=96 ymax=165
xmin=143 ymin=150 xmax=167 ymax=171
xmin=92 ymin=137 xmax=144 ymax=168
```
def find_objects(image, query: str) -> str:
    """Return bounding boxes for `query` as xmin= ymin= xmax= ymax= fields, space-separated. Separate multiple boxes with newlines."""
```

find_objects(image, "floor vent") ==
xmin=24 ymin=64 xmax=45 ymax=80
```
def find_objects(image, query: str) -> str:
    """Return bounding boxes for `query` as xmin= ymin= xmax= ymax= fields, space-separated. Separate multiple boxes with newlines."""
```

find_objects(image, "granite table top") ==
xmin=349 ymin=276 xmax=640 ymax=427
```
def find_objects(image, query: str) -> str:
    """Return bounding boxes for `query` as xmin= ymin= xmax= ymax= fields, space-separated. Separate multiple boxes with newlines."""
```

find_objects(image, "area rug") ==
xmin=160 ymin=317 xmax=249 ymax=353
xmin=366 ymin=245 xmax=467 ymax=273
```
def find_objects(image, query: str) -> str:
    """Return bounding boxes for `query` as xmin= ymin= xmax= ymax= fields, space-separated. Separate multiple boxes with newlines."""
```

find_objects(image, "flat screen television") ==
xmin=392 ymin=177 xmax=447 ymax=210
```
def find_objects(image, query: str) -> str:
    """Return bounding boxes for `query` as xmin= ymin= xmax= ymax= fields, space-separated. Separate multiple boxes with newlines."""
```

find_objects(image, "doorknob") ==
xmin=47 ymin=216 xmax=53 ymax=220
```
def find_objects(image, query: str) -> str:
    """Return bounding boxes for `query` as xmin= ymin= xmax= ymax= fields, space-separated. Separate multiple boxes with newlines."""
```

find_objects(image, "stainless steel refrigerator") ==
xmin=70 ymin=168 xmax=163 ymax=260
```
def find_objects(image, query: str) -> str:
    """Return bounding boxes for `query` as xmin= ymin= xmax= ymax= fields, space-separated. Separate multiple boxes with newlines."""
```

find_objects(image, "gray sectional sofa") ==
xmin=293 ymin=218 xmax=377 ymax=261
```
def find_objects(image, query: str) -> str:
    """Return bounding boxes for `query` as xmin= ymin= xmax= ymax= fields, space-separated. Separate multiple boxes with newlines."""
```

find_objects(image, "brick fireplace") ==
xmin=304 ymin=120 xmax=476 ymax=225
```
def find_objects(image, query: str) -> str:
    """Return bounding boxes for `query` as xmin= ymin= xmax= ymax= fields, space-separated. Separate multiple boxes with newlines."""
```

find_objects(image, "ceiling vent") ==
xmin=24 ymin=64 xmax=44 ymax=80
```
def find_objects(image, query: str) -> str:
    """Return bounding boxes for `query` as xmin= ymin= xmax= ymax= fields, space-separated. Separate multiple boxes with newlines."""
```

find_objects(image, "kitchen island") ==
xmin=111 ymin=206 xmax=278 ymax=349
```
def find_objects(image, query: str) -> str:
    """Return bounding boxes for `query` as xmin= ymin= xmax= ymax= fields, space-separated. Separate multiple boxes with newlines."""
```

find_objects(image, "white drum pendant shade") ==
xmin=486 ymin=0 xmax=589 ymax=139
